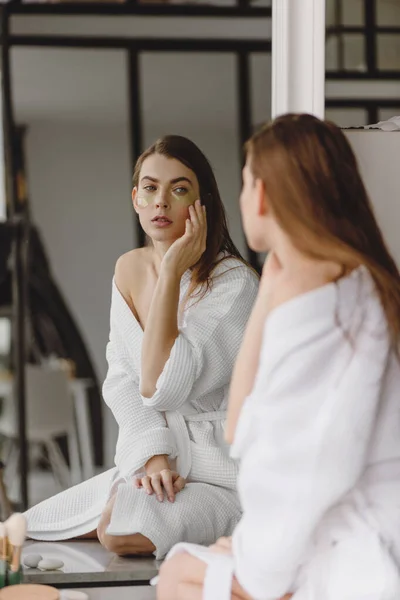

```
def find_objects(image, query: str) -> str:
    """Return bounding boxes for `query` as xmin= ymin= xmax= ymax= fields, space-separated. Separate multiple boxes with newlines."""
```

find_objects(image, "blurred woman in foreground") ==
xmin=157 ymin=114 xmax=400 ymax=600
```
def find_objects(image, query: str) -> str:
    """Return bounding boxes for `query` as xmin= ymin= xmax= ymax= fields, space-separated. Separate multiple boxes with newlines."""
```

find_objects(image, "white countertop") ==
xmin=23 ymin=540 xmax=159 ymax=587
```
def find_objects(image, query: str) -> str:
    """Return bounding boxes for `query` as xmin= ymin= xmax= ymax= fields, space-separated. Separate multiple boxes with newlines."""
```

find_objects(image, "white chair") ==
xmin=0 ymin=364 xmax=82 ymax=500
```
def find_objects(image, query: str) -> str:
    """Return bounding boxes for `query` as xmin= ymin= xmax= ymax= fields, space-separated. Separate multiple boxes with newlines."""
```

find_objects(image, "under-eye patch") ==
xmin=137 ymin=187 xmax=197 ymax=207
xmin=136 ymin=194 xmax=149 ymax=207
xmin=171 ymin=188 xmax=197 ymax=205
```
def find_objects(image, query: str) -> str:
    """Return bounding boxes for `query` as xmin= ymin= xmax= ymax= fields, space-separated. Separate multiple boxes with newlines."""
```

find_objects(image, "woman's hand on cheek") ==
xmin=161 ymin=199 xmax=207 ymax=278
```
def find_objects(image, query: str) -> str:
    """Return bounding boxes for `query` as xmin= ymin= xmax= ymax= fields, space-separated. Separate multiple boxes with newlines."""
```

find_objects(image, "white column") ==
xmin=272 ymin=0 xmax=326 ymax=119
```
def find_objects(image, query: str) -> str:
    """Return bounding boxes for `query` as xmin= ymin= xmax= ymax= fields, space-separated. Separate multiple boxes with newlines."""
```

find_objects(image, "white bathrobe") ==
xmin=25 ymin=258 xmax=259 ymax=558
xmin=163 ymin=266 xmax=400 ymax=599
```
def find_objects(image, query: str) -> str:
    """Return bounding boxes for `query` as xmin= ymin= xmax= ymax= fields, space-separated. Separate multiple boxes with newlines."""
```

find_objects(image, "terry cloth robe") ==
xmin=162 ymin=266 xmax=400 ymax=599
xmin=25 ymin=257 xmax=259 ymax=559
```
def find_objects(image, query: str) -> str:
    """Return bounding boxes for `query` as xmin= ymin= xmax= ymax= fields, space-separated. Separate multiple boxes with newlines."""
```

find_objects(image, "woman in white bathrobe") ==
xmin=157 ymin=114 xmax=400 ymax=599
xmin=25 ymin=135 xmax=259 ymax=558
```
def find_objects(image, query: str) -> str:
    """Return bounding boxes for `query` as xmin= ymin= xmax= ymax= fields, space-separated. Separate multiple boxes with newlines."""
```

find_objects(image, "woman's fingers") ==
xmin=216 ymin=537 xmax=232 ymax=548
xmin=196 ymin=200 xmax=207 ymax=234
xmin=137 ymin=470 xmax=186 ymax=503
xmin=141 ymin=475 xmax=153 ymax=496
xmin=209 ymin=536 xmax=232 ymax=554
xmin=209 ymin=544 xmax=231 ymax=555
xmin=188 ymin=200 xmax=207 ymax=258
xmin=196 ymin=200 xmax=207 ymax=249
xmin=190 ymin=199 xmax=206 ymax=230
xmin=189 ymin=204 xmax=200 ymax=233
xmin=209 ymin=545 xmax=228 ymax=554
xmin=195 ymin=198 xmax=204 ymax=224
xmin=160 ymin=469 xmax=175 ymax=503
xmin=172 ymin=474 xmax=186 ymax=493
xmin=151 ymin=473 xmax=164 ymax=502
xmin=201 ymin=204 xmax=207 ymax=248
xmin=185 ymin=217 xmax=193 ymax=237
xmin=213 ymin=537 xmax=232 ymax=551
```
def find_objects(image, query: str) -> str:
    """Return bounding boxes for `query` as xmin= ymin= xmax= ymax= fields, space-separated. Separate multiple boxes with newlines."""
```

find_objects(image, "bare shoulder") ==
xmin=114 ymin=248 xmax=151 ymax=311
xmin=115 ymin=248 xmax=148 ymax=281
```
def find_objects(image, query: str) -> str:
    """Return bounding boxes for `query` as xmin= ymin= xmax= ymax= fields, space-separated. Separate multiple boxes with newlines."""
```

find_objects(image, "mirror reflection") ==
xmin=0 ymin=3 xmax=399 ymax=597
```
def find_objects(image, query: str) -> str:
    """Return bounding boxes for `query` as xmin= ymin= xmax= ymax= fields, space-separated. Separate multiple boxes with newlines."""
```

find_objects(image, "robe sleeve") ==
xmin=230 ymin=285 xmax=389 ymax=600
xmin=103 ymin=325 xmax=177 ymax=480
xmin=140 ymin=264 xmax=259 ymax=411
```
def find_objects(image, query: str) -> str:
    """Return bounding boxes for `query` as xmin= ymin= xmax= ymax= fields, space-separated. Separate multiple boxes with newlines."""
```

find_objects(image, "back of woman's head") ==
xmin=246 ymin=113 xmax=400 ymax=348
xmin=134 ymin=135 xmax=247 ymax=297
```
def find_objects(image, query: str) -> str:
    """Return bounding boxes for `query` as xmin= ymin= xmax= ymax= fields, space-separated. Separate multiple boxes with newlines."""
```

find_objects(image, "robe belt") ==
xmin=165 ymin=410 xmax=227 ymax=480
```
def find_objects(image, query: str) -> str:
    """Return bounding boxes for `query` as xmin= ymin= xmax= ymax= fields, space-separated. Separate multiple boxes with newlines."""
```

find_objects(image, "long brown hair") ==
xmin=133 ymin=135 xmax=249 ymax=300
xmin=246 ymin=113 xmax=400 ymax=349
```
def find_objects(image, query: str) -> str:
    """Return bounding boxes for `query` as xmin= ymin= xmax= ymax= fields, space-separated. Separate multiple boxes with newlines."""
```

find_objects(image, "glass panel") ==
xmin=0 ymin=318 xmax=11 ymax=369
xmin=326 ymin=34 xmax=366 ymax=71
xmin=22 ymin=0 xmax=127 ymax=3
xmin=344 ymin=34 xmax=366 ymax=71
xmin=377 ymin=34 xmax=400 ymax=70
xmin=251 ymin=53 xmax=272 ymax=129
xmin=377 ymin=0 xmax=400 ymax=26
xmin=326 ymin=0 xmax=364 ymax=26
xmin=22 ymin=0 xmax=268 ymax=5
xmin=378 ymin=107 xmax=400 ymax=122
xmin=326 ymin=34 xmax=339 ymax=70
xmin=250 ymin=0 xmax=271 ymax=6
xmin=326 ymin=0 xmax=337 ymax=26
xmin=0 ymin=86 xmax=6 ymax=222
xmin=325 ymin=107 xmax=368 ymax=128
xmin=342 ymin=0 xmax=364 ymax=25
xmin=22 ymin=0 xmax=241 ymax=5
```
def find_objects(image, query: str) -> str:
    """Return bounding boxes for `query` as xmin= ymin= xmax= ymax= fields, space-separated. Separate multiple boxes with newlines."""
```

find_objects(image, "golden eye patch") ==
xmin=136 ymin=194 xmax=149 ymax=207
xmin=170 ymin=188 xmax=197 ymax=205
xmin=136 ymin=187 xmax=197 ymax=207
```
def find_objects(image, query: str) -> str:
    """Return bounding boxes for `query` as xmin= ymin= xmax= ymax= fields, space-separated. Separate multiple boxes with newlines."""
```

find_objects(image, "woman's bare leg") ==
xmin=27 ymin=531 xmax=98 ymax=542
xmin=74 ymin=530 xmax=98 ymax=540
xmin=157 ymin=553 xmax=293 ymax=600
xmin=97 ymin=493 xmax=156 ymax=556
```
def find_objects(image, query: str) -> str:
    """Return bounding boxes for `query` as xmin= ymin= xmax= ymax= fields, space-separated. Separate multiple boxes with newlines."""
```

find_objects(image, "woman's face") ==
xmin=133 ymin=153 xmax=200 ymax=243
xmin=240 ymin=159 xmax=269 ymax=253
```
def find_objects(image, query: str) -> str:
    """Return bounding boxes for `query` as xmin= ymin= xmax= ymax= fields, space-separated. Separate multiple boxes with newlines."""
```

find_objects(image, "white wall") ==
xmin=25 ymin=120 xmax=133 ymax=463
xmin=346 ymin=131 xmax=400 ymax=268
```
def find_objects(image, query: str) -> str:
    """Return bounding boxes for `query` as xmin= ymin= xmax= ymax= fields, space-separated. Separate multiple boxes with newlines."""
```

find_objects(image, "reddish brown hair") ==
xmin=133 ymin=135 xmax=250 ymax=300
xmin=246 ymin=113 xmax=400 ymax=349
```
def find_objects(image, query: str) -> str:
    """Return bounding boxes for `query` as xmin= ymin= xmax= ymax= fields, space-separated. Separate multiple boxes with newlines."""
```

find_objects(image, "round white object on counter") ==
xmin=60 ymin=591 xmax=89 ymax=600
xmin=37 ymin=558 xmax=64 ymax=571
xmin=23 ymin=554 xmax=43 ymax=568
